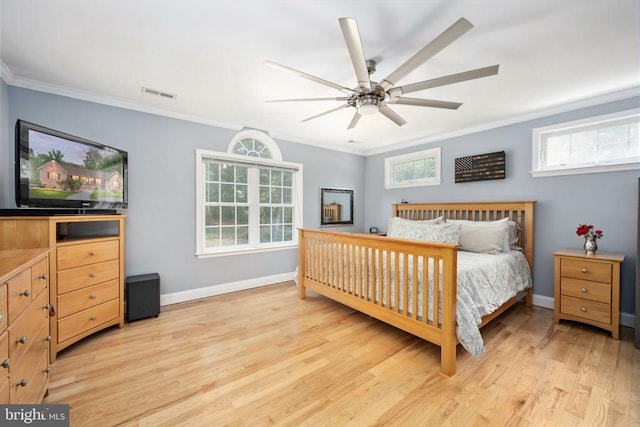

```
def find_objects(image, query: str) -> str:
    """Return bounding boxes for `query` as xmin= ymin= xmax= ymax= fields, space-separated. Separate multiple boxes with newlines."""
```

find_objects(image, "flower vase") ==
xmin=583 ymin=236 xmax=598 ymax=255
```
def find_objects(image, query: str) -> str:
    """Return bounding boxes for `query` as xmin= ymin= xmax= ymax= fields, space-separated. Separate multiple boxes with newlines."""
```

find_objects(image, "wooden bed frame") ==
xmin=297 ymin=201 xmax=535 ymax=376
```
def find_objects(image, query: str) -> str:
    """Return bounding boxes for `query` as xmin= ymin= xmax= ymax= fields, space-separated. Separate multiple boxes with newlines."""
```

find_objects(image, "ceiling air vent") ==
xmin=141 ymin=86 xmax=176 ymax=99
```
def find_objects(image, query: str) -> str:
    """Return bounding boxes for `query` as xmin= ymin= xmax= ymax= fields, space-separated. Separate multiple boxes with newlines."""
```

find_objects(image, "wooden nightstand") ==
xmin=554 ymin=249 xmax=624 ymax=339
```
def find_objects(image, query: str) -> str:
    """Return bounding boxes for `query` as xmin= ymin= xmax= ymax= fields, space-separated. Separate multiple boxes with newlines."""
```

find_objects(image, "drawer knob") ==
xmin=44 ymin=335 xmax=51 ymax=342
xmin=17 ymin=378 xmax=27 ymax=387
xmin=20 ymin=289 xmax=31 ymax=297
xmin=1 ymin=359 xmax=9 ymax=369
xmin=39 ymin=273 xmax=48 ymax=280
xmin=581 ymin=287 xmax=587 ymax=293
xmin=90 ymin=273 xmax=97 ymax=278
xmin=89 ymin=294 xmax=97 ymax=299
xmin=44 ymin=367 xmax=51 ymax=374
xmin=581 ymin=268 xmax=588 ymax=273
xmin=16 ymin=336 xmax=27 ymax=344
xmin=90 ymin=251 xmax=96 ymax=256
xmin=581 ymin=307 xmax=587 ymax=312
xmin=90 ymin=315 xmax=97 ymax=321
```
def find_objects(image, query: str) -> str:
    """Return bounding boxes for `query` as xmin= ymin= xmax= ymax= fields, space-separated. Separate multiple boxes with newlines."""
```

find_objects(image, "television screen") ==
xmin=15 ymin=120 xmax=128 ymax=210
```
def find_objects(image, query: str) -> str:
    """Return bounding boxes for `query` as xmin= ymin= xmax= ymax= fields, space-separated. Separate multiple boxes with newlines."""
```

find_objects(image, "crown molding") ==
xmin=3 ymin=66 xmax=243 ymax=132
xmin=0 ymin=60 xmax=16 ymax=84
xmin=363 ymin=86 xmax=640 ymax=156
xmin=2 ymin=59 xmax=637 ymax=158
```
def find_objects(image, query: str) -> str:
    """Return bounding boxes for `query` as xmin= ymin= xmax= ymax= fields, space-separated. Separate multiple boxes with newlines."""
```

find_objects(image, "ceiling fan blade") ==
xmin=347 ymin=112 xmax=362 ymax=129
xmin=389 ymin=97 xmax=462 ymax=110
xmin=378 ymin=17 xmax=474 ymax=91
xmin=379 ymin=105 xmax=407 ymax=127
xmin=266 ymin=97 xmax=349 ymax=102
xmin=339 ymin=17 xmax=371 ymax=91
xmin=388 ymin=65 xmax=499 ymax=97
xmin=301 ymin=104 xmax=352 ymax=122
xmin=264 ymin=60 xmax=354 ymax=95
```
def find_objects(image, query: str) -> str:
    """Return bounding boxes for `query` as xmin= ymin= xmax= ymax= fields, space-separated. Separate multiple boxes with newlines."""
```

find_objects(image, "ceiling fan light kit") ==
xmin=356 ymin=93 xmax=382 ymax=115
xmin=266 ymin=16 xmax=499 ymax=129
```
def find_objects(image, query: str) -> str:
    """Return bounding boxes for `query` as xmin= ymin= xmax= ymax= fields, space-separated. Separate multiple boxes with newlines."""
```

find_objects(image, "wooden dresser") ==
xmin=0 ymin=214 xmax=125 ymax=361
xmin=0 ymin=248 xmax=50 ymax=404
xmin=553 ymin=249 xmax=625 ymax=339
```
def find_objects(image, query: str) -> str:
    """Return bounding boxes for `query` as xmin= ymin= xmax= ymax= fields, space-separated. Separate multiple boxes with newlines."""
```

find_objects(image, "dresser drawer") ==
xmin=7 ymin=268 xmax=32 ymax=324
xmin=560 ymin=277 xmax=611 ymax=304
xmin=57 ymin=279 xmax=119 ymax=318
xmin=9 ymin=321 xmax=48 ymax=394
xmin=0 ymin=284 xmax=7 ymax=333
xmin=57 ymin=259 xmax=119 ymax=294
xmin=0 ymin=371 xmax=8 ymax=404
xmin=8 ymin=290 xmax=48 ymax=361
xmin=58 ymin=299 xmax=119 ymax=343
xmin=30 ymin=258 xmax=48 ymax=300
xmin=0 ymin=330 xmax=9 ymax=383
xmin=560 ymin=258 xmax=611 ymax=283
xmin=57 ymin=240 xmax=119 ymax=270
xmin=560 ymin=295 xmax=611 ymax=324
xmin=9 ymin=347 xmax=48 ymax=404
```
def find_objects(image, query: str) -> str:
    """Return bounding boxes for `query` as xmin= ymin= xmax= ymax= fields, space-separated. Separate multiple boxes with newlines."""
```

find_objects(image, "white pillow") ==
xmin=447 ymin=218 xmax=510 ymax=253
xmin=387 ymin=216 xmax=442 ymax=236
xmin=508 ymin=221 xmax=522 ymax=250
xmin=389 ymin=220 xmax=460 ymax=244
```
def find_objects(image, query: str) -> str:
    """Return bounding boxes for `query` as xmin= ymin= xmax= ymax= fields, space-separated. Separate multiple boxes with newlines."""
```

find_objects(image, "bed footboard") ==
xmin=297 ymin=228 xmax=459 ymax=376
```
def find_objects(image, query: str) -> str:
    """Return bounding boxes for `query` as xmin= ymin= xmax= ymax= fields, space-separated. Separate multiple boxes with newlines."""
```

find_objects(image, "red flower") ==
xmin=576 ymin=224 xmax=603 ymax=239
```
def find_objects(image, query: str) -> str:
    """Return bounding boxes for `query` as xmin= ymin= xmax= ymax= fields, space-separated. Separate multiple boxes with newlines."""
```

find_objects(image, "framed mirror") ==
xmin=320 ymin=188 xmax=354 ymax=226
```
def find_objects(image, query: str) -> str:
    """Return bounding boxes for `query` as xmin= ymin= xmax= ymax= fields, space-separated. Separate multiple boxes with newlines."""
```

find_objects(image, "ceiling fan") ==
xmin=265 ymin=17 xmax=499 ymax=129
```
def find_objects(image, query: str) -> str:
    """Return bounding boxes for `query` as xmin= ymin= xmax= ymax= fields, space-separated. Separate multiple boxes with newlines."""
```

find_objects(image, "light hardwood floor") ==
xmin=44 ymin=282 xmax=639 ymax=426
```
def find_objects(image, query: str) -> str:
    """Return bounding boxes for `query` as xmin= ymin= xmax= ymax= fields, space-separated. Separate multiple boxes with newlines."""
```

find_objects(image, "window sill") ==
xmin=195 ymin=243 xmax=297 ymax=259
xmin=385 ymin=180 xmax=441 ymax=189
xmin=531 ymin=162 xmax=640 ymax=178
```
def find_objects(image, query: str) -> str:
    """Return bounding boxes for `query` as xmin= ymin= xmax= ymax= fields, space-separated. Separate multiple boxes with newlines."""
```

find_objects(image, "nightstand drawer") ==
xmin=560 ymin=295 xmax=611 ymax=324
xmin=560 ymin=258 xmax=611 ymax=283
xmin=560 ymin=277 xmax=611 ymax=304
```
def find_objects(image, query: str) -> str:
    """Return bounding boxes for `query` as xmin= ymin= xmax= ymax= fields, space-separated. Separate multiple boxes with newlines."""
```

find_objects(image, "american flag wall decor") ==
xmin=455 ymin=151 xmax=505 ymax=183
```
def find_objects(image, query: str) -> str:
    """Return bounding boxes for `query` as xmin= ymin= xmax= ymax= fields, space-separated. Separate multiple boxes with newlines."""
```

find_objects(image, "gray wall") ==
xmin=0 ymin=86 xmax=365 ymax=294
xmin=365 ymin=96 xmax=639 ymax=316
xmin=1 ymin=84 xmax=636 ymax=319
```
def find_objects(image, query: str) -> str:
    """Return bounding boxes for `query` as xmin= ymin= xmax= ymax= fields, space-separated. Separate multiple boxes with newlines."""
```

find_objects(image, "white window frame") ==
xmin=531 ymin=108 xmax=640 ymax=177
xmin=384 ymin=147 xmax=441 ymax=189
xmin=195 ymin=147 xmax=303 ymax=259
xmin=228 ymin=129 xmax=283 ymax=159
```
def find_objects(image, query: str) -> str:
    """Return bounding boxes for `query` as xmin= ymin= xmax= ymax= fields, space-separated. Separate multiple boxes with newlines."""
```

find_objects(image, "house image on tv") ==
xmin=38 ymin=160 xmax=123 ymax=192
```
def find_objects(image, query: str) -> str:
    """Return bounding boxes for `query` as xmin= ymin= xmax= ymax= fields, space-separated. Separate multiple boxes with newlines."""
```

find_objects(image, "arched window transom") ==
xmin=228 ymin=130 xmax=282 ymax=160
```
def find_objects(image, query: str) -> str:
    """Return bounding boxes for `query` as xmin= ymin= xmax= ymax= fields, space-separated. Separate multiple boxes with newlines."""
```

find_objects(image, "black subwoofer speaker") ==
xmin=125 ymin=273 xmax=160 ymax=322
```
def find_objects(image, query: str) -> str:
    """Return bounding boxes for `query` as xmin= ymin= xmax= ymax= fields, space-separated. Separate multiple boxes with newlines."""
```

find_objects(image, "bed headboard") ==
xmin=392 ymin=201 xmax=536 ymax=271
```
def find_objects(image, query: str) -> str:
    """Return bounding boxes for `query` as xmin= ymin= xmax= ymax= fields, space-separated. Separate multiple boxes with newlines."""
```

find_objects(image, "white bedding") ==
xmin=447 ymin=250 xmax=531 ymax=356
xmin=373 ymin=250 xmax=531 ymax=356
xmin=312 ymin=247 xmax=532 ymax=357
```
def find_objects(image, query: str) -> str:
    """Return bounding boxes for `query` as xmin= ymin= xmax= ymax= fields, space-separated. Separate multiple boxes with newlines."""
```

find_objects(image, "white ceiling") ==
xmin=1 ymin=0 xmax=639 ymax=155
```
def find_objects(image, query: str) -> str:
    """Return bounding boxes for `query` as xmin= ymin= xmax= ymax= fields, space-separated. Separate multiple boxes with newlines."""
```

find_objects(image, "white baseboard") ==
xmin=160 ymin=282 xmax=636 ymax=329
xmin=532 ymin=293 xmax=635 ymax=328
xmin=159 ymin=272 xmax=296 ymax=306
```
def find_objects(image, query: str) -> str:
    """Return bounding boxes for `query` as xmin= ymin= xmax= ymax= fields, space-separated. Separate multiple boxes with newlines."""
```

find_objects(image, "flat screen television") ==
xmin=15 ymin=120 xmax=128 ymax=211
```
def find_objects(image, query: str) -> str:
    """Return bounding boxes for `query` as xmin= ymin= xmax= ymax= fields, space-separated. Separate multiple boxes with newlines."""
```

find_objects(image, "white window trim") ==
xmin=228 ymin=129 xmax=283 ymax=160
xmin=195 ymin=149 xmax=303 ymax=258
xmin=531 ymin=108 xmax=640 ymax=178
xmin=384 ymin=147 xmax=441 ymax=189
